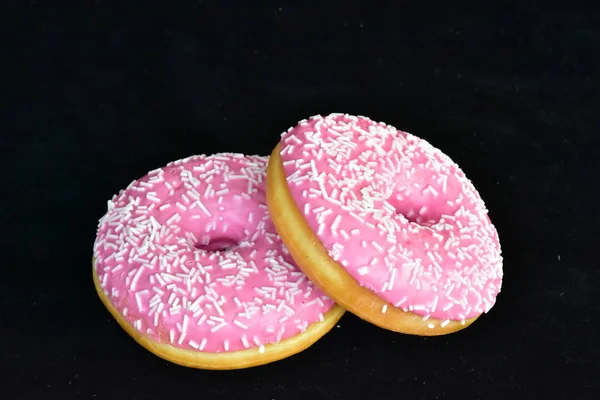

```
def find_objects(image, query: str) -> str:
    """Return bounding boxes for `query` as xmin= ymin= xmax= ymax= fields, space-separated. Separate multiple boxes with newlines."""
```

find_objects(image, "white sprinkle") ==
xmin=283 ymin=144 xmax=295 ymax=155
xmin=304 ymin=203 xmax=311 ymax=215
xmin=199 ymin=338 xmax=208 ymax=350
xmin=381 ymin=304 xmax=388 ymax=313
xmin=371 ymin=241 xmax=384 ymax=253
xmin=431 ymin=295 xmax=439 ymax=313
xmin=210 ymin=321 xmax=227 ymax=332
xmin=100 ymin=273 xmax=108 ymax=287
xmin=441 ymin=319 xmax=450 ymax=328
xmin=357 ymin=266 xmax=369 ymax=276
xmin=312 ymin=206 xmax=325 ymax=214
xmin=166 ymin=213 xmax=181 ymax=225
xmin=427 ymin=251 xmax=436 ymax=262
xmin=330 ymin=215 xmax=342 ymax=234
xmin=155 ymin=273 xmax=166 ymax=286
xmin=153 ymin=305 xmax=162 ymax=326
xmin=130 ymin=266 xmax=145 ymax=291
xmin=317 ymin=179 xmax=328 ymax=198
xmin=195 ymin=200 xmax=212 ymax=216
xmin=317 ymin=223 xmax=325 ymax=236
xmin=196 ymin=314 xmax=207 ymax=326
xmin=182 ymin=314 xmax=189 ymax=333
xmin=204 ymin=183 xmax=213 ymax=198
xmin=233 ymin=319 xmax=248 ymax=330
xmin=134 ymin=290 xmax=147 ymax=311
xmin=146 ymin=193 xmax=160 ymax=202
xmin=309 ymin=159 xmax=319 ymax=178
xmin=388 ymin=268 xmax=397 ymax=291
xmin=241 ymin=336 xmax=250 ymax=348
xmin=394 ymin=297 xmax=408 ymax=307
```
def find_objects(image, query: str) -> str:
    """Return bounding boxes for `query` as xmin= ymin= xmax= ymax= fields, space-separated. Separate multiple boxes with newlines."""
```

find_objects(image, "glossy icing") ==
xmin=279 ymin=114 xmax=502 ymax=322
xmin=94 ymin=154 xmax=334 ymax=352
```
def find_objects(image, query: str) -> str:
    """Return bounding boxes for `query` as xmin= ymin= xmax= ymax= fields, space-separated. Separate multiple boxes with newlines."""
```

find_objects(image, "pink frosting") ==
xmin=279 ymin=114 xmax=503 ymax=324
xmin=93 ymin=154 xmax=334 ymax=353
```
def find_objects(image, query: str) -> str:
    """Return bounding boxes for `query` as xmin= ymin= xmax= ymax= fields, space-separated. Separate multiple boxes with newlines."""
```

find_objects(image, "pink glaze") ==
xmin=93 ymin=154 xmax=334 ymax=353
xmin=279 ymin=114 xmax=503 ymax=324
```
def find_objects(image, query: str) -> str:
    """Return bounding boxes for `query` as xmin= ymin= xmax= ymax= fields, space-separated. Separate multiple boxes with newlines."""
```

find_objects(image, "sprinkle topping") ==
xmin=94 ymin=154 xmax=334 ymax=353
xmin=279 ymin=114 xmax=503 ymax=320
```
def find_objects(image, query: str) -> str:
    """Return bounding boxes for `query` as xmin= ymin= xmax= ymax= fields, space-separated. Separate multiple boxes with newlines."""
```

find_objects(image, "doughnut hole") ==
xmin=387 ymin=188 xmax=443 ymax=227
xmin=355 ymin=180 xmax=442 ymax=227
xmin=194 ymin=236 xmax=241 ymax=252
xmin=190 ymin=217 xmax=250 ymax=254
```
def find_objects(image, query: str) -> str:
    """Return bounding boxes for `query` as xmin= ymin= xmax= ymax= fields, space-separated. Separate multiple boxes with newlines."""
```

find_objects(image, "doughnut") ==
xmin=266 ymin=114 xmax=502 ymax=335
xmin=92 ymin=153 xmax=344 ymax=369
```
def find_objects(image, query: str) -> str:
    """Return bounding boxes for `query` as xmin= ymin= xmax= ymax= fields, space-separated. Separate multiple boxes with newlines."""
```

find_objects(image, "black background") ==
xmin=2 ymin=1 xmax=599 ymax=399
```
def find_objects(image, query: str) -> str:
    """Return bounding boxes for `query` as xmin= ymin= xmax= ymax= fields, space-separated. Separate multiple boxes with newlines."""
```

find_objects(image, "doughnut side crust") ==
xmin=93 ymin=259 xmax=345 ymax=369
xmin=267 ymin=143 xmax=476 ymax=335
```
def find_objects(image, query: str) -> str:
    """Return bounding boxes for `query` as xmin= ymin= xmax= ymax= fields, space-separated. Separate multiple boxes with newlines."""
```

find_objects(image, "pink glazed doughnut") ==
xmin=266 ymin=114 xmax=503 ymax=335
xmin=92 ymin=153 xmax=344 ymax=369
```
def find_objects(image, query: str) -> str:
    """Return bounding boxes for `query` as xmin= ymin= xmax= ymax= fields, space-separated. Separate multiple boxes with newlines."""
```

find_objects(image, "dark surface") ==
xmin=2 ymin=1 xmax=599 ymax=399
